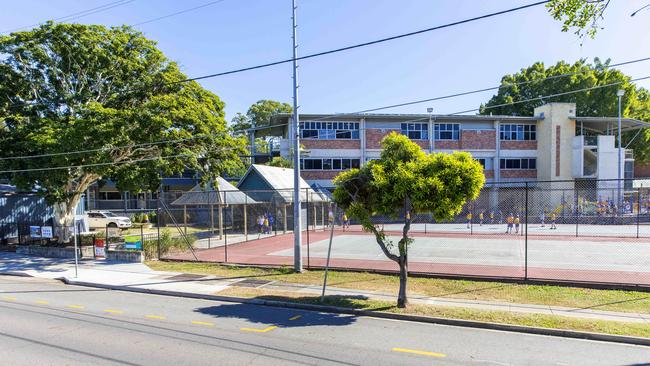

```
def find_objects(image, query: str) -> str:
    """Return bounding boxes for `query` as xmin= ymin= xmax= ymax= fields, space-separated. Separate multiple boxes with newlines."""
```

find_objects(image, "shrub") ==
xmin=143 ymin=229 xmax=195 ymax=260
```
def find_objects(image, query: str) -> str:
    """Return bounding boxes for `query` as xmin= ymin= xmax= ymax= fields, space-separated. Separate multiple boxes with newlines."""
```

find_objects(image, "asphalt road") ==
xmin=0 ymin=275 xmax=648 ymax=366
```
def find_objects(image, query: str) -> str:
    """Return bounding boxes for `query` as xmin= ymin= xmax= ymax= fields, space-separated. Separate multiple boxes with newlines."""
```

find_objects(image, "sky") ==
xmin=1 ymin=0 xmax=650 ymax=122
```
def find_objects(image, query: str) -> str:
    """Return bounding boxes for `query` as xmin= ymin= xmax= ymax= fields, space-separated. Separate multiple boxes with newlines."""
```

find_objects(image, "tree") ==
xmin=231 ymin=99 xmax=292 ymax=136
xmin=479 ymin=58 xmax=650 ymax=162
xmin=333 ymin=133 xmax=484 ymax=307
xmin=0 ymin=22 xmax=247 ymax=241
xmin=546 ymin=0 xmax=611 ymax=40
xmin=267 ymin=157 xmax=293 ymax=168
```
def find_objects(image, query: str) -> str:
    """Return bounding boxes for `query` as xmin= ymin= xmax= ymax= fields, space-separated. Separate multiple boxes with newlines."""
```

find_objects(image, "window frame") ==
xmin=434 ymin=123 xmax=460 ymax=140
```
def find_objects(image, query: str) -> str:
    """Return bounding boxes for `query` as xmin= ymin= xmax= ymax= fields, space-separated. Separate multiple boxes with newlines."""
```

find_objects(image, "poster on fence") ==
xmin=41 ymin=226 xmax=53 ymax=238
xmin=94 ymin=239 xmax=106 ymax=258
xmin=29 ymin=226 xmax=41 ymax=238
xmin=124 ymin=235 xmax=142 ymax=250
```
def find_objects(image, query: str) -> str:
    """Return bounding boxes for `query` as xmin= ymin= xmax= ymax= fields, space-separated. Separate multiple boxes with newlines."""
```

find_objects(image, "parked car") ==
xmin=87 ymin=210 xmax=132 ymax=229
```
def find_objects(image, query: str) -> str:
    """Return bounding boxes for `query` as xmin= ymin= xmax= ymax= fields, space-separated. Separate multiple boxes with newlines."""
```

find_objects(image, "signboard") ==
xmin=29 ymin=226 xmax=42 ymax=238
xmin=94 ymin=238 xmax=106 ymax=258
xmin=41 ymin=226 xmax=53 ymax=239
xmin=124 ymin=235 xmax=142 ymax=250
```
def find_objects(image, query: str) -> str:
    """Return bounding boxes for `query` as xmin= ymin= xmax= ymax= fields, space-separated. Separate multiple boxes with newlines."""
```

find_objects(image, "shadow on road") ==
xmin=194 ymin=295 xmax=373 ymax=328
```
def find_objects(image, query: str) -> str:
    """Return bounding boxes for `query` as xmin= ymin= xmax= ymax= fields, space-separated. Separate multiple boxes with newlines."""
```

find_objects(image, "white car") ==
xmin=87 ymin=210 xmax=132 ymax=229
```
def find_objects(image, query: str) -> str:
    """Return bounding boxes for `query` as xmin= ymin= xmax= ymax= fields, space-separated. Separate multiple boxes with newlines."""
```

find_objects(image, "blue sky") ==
xmin=2 ymin=0 xmax=649 ymax=121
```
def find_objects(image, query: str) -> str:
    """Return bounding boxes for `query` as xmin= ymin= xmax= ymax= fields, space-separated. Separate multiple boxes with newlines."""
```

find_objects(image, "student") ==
xmin=550 ymin=212 xmax=557 ymax=230
xmin=506 ymin=213 xmax=514 ymax=234
xmin=328 ymin=208 xmax=335 ymax=228
xmin=268 ymin=214 xmax=274 ymax=234
xmin=341 ymin=212 xmax=349 ymax=230
xmin=466 ymin=212 xmax=472 ymax=229
xmin=489 ymin=211 xmax=495 ymax=224
xmin=514 ymin=215 xmax=520 ymax=234
xmin=257 ymin=215 xmax=264 ymax=233
xmin=479 ymin=211 xmax=484 ymax=226
xmin=263 ymin=215 xmax=270 ymax=234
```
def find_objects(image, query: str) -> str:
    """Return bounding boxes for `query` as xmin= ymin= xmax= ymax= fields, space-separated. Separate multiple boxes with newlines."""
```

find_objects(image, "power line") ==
xmin=0 ymin=135 xmax=211 ymax=161
xmin=0 ymin=145 xmax=249 ymax=174
xmin=167 ymin=0 xmax=550 ymax=85
xmin=1 ymin=0 xmax=550 ymax=109
xmin=1 ymin=0 xmax=135 ymax=34
xmin=132 ymin=0 xmax=227 ymax=27
xmin=0 ymin=153 xmax=192 ymax=174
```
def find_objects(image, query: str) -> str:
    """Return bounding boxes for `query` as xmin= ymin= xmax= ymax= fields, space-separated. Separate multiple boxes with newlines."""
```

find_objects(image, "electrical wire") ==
xmin=132 ymin=0 xmax=227 ymax=27
xmin=1 ymin=0 xmax=135 ymax=34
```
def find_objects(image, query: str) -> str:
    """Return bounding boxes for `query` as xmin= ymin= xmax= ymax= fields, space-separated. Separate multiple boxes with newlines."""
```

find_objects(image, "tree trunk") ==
xmin=53 ymin=200 xmax=76 ymax=244
xmin=397 ymin=254 xmax=408 ymax=308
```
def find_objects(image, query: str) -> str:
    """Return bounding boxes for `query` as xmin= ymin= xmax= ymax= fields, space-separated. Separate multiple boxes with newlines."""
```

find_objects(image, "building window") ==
xmin=98 ymin=192 xmax=122 ymax=200
xmin=434 ymin=123 xmax=460 ymax=140
xmin=476 ymin=158 xmax=486 ymax=169
xmin=500 ymin=158 xmax=536 ymax=170
xmin=401 ymin=123 xmax=428 ymax=140
xmin=300 ymin=158 xmax=361 ymax=170
xmin=299 ymin=121 xmax=360 ymax=139
xmin=500 ymin=124 xmax=536 ymax=141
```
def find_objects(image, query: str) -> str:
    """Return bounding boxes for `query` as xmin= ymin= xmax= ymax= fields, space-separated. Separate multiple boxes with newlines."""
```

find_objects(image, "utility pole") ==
xmin=617 ymin=89 xmax=625 ymax=210
xmin=291 ymin=0 xmax=303 ymax=272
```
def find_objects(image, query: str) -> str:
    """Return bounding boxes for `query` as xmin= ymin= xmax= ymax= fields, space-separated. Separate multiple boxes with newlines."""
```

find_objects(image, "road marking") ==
xmin=392 ymin=347 xmax=446 ymax=358
xmin=104 ymin=309 xmax=124 ymax=314
xmin=145 ymin=315 xmax=166 ymax=320
xmin=35 ymin=300 xmax=49 ymax=305
xmin=240 ymin=325 xmax=277 ymax=333
xmin=288 ymin=315 xmax=302 ymax=321
xmin=191 ymin=321 xmax=214 ymax=327
xmin=67 ymin=305 xmax=85 ymax=310
xmin=3 ymin=296 xmax=17 ymax=301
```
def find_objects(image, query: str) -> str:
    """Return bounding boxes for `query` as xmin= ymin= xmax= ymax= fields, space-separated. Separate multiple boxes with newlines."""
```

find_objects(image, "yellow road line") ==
xmin=191 ymin=321 xmax=214 ymax=327
xmin=392 ymin=347 xmax=446 ymax=358
xmin=67 ymin=305 xmax=85 ymax=310
xmin=145 ymin=315 xmax=166 ymax=320
xmin=35 ymin=300 xmax=49 ymax=305
xmin=288 ymin=315 xmax=302 ymax=321
xmin=240 ymin=325 xmax=277 ymax=333
xmin=104 ymin=309 xmax=124 ymax=314
xmin=3 ymin=296 xmax=17 ymax=301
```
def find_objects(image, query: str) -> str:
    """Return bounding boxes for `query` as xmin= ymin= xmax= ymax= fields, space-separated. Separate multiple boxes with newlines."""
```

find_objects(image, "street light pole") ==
xmin=427 ymin=107 xmax=433 ymax=153
xmin=617 ymin=89 xmax=625 ymax=210
xmin=291 ymin=0 xmax=303 ymax=272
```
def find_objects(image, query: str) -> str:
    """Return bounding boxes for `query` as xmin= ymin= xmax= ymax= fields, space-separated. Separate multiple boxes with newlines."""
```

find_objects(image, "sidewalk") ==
xmin=0 ymin=252 xmax=648 ymax=324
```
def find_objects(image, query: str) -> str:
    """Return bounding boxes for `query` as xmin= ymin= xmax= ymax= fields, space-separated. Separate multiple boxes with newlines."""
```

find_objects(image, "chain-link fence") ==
xmin=3 ymin=178 xmax=649 ymax=287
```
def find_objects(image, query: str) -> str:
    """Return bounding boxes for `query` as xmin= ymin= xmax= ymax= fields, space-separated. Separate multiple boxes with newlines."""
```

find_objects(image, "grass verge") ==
xmin=218 ymin=287 xmax=650 ymax=339
xmin=146 ymin=261 xmax=650 ymax=314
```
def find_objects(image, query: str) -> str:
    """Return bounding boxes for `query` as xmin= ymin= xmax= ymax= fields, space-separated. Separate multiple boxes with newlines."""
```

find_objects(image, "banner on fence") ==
xmin=94 ymin=238 xmax=106 ymax=258
xmin=124 ymin=235 xmax=142 ymax=250
xmin=29 ymin=226 xmax=41 ymax=238
xmin=41 ymin=226 xmax=53 ymax=238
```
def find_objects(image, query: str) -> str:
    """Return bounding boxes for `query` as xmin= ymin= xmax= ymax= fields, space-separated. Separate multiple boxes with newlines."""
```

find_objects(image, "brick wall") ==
xmin=500 ymin=140 xmax=537 ymax=150
xmin=483 ymin=170 xmax=494 ymax=179
xmin=635 ymin=162 xmax=650 ymax=177
xmin=500 ymin=170 xmax=537 ymax=179
xmin=435 ymin=140 xmax=460 ymax=150
xmin=461 ymin=130 xmax=496 ymax=150
xmin=301 ymin=171 xmax=342 ymax=180
xmin=301 ymin=139 xmax=360 ymax=149
xmin=366 ymin=128 xmax=399 ymax=149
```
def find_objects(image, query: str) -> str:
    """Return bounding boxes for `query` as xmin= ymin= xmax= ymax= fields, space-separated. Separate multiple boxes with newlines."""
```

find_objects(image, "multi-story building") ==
xmin=262 ymin=103 xmax=648 ymax=203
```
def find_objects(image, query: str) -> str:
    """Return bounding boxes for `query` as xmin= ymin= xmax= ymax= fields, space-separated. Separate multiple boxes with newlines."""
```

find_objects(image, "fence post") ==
xmin=637 ymin=187 xmax=641 ymax=239
xmin=575 ymin=186 xmax=579 ymax=238
xmin=306 ymin=188 xmax=310 ymax=269
xmin=470 ymin=201 xmax=474 ymax=235
xmin=156 ymin=199 xmax=161 ymax=259
xmin=224 ymin=193 xmax=228 ymax=263
xmin=524 ymin=182 xmax=528 ymax=280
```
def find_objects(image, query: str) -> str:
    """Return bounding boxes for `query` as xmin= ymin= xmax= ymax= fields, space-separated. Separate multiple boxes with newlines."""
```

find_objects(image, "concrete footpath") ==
xmin=0 ymin=252 xmax=648 ymax=325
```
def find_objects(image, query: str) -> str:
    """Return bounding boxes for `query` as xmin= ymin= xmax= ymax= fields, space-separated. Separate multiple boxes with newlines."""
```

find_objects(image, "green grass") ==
xmin=219 ymin=287 xmax=650 ymax=339
xmin=146 ymin=261 xmax=650 ymax=314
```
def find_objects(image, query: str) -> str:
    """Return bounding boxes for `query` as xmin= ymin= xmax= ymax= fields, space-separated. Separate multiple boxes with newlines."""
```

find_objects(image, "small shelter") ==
xmin=237 ymin=165 xmax=329 ymax=232
xmin=171 ymin=177 xmax=259 ymax=240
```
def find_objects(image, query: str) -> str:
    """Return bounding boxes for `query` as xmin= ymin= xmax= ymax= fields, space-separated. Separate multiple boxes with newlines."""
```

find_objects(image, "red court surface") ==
xmin=165 ymin=227 xmax=650 ymax=286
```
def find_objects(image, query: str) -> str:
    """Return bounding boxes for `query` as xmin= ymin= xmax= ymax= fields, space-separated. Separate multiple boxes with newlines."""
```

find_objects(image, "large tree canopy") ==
xmin=231 ymin=99 xmax=292 ymax=136
xmin=333 ymin=133 xmax=484 ymax=307
xmin=0 ymin=22 xmax=246 ymax=238
xmin=546 ymin=0 xmax=610 ymax=40
xmin=480 ymin=58 xmax=650 ymax=162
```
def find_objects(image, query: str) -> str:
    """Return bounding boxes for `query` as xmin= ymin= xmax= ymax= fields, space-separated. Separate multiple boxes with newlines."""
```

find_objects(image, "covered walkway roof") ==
xmin=171 ymin=177 xmax=259 ymax=206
